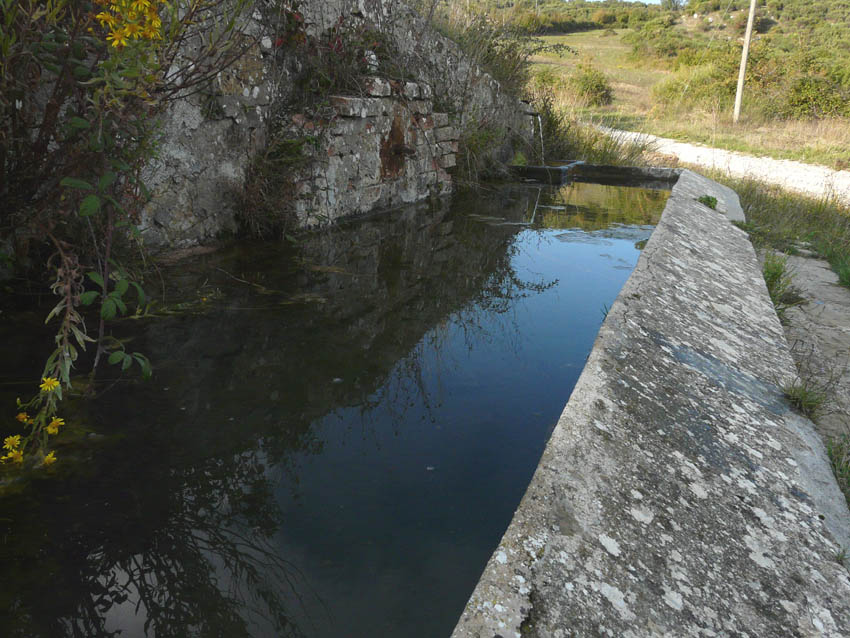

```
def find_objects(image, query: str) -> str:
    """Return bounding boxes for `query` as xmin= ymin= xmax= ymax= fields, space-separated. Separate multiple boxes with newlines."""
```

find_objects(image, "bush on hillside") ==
xmin=781 ymin=76 xmax=850 ymax=119
xmin=570 ymin=64 xmax=613 ymax=106
xmin=651 ymin=62 xmax=737 ymax=110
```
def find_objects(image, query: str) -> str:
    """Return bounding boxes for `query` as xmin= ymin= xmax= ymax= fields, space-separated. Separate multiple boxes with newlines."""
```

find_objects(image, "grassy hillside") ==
xmin=520 ymin=0 xmax=850 ymax=169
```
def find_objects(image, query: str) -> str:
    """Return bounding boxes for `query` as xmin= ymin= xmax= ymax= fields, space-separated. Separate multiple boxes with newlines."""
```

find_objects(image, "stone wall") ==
xmin=136 ymin=0 xmax=534 ymax=247
xmin=286 ymin=77 xmax=457 ymax=226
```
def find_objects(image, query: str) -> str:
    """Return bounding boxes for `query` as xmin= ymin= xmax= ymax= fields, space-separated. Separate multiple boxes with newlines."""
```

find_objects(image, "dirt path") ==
xmin=609 ymin=128 xmax=850 ymax=206
xmin=781 ymin=253 xmax=850 ymax=442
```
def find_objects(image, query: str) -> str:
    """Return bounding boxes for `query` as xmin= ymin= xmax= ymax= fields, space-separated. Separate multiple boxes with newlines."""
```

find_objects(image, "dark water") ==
xmin=0 ymin=182 xmax=668 ymax=638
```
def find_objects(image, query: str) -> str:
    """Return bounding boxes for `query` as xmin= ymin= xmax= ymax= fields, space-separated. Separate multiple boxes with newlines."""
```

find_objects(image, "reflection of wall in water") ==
xmin=126 ymin=193 xmax=536 ymax=456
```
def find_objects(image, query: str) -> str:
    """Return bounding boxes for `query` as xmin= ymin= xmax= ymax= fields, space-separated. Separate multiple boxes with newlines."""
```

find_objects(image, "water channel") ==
xmin=0 ymin=181 xmax=668 ymax=637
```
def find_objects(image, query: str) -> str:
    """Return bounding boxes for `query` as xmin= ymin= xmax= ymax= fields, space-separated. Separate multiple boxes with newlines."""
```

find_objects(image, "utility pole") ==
xmin=733 ymin=0 xmax=758 ymax=123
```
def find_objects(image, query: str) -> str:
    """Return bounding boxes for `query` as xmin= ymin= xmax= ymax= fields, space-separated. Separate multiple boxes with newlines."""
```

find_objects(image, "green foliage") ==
xmin=762 ymin=251 xmax=804 ymax=322
xmin=0 ymin=0 xmax=266 ymax=469
xmin=783 ymin=376 xmax=828 ymax=420
xmin=697 ymin=195 xmax=717 ymax=209
xmin=651 ymin=61 xmax=737 ymax=111
xmin=623 ymin=0 xmax=850 ymax=121
xmin=827 ymin=435 xmax=850 ymax=508
xmin=569 ymin=64 xmax=613 ymax=106
xmin=781 ymin=76 xmax=850 ymax=119
xmin=531 ymin=89 xmax=651 ymax=165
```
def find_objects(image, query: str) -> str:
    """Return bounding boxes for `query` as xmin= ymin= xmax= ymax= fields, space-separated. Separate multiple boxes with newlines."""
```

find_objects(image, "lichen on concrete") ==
xmin=451 ymin=169 xmax=850 ymax=638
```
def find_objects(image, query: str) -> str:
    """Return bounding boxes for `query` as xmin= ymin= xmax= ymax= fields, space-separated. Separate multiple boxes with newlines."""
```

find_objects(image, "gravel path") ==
xmin=610 ymin=128 xmax=850 ymax=206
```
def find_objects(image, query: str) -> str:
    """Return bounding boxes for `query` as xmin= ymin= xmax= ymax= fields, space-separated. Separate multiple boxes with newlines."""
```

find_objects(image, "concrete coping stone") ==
xmin=451 ymin=169 xmax=850 ymax=637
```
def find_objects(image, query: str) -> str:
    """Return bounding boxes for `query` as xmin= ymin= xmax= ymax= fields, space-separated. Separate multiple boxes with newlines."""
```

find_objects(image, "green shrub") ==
xmin=781 ymin=75 xmax=849 ymax=119
xmin=570 ymin=64 xmax=613 ymax=106
xmin=651 ymin=62 xmax=737 ymax=111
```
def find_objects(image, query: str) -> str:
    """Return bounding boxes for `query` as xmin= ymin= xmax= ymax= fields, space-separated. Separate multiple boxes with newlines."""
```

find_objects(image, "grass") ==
xmin=827 ymin=435 xmax=850 ymax=509
xmin=534 ymin=91 xmax=653 ymax=166
xmin=761 ymin=252 xmax=804 ymax=323
xmin=531 ymin=29 xmax=850 ymax=170
xmin=783 ymin=376 xmax=829 ymax=421
xmin=695 ymin=172 xmax=850 ymax=290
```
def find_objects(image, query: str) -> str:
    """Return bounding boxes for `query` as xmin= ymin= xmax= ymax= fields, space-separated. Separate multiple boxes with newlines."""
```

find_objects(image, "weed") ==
xmin=710 ymin=173 xmax=850 ymax=289
xmin=762 ymin=252 xmax=805 ymax=322
xmin=236 ymin=134 xmax=314 ymax=238
xmin=697 ymin=195 xmax=717 ymax=209
xmin=532 ymin=90 xmax=652 ymax=165
xmin=827 ymin=435 xmax=850 ymax=508
xmin=455 ymin=123 xmax=506 ymax=183
xmin=784 ymin=376 xmax=829 ymax=420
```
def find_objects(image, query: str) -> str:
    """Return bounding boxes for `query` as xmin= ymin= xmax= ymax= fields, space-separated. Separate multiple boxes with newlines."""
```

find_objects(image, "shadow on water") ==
xmin=0 ymin=182 xmax=668 ymax=637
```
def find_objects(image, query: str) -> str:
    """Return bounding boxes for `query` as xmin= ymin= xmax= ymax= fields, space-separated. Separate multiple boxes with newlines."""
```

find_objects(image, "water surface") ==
xmin=0 ymin=181 xmax=668 ymax=637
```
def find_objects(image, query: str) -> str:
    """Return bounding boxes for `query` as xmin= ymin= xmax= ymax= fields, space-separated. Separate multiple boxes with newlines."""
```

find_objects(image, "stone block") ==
xmin=435 ymin=126 xmax=456 ymax=142
xmin=419 ymin=83 xmax=433 ymax=99
xmin=402 ymin=82 xmax=420 ymax=99
xmin=438 ymin=140 xmax=459 ymax=155
xmin=330 ymin=117 xmax=369 ymax=137
xmin=330 ymin=96 xmax=384 ymax=118
xmin=414 ymin=113 xmax=435 ymax=130
xmin=432 ymin=112 xmax=449 ymax=128
xmin=406 ymin=100 xmax=431 ymax=115
xmin=363 ymin=76 xmax=392 ymax=97
xmin=439 ymin=153 xmax=456 ymax=169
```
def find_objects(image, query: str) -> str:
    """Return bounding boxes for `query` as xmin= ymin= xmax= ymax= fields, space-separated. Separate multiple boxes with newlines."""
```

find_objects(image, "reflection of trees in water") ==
xmin=2 ymin=188 xmax=567 ymax=637
xmin=345 ymin=206 xmax=561 ymax=435
xmin=3 ymin=443 xmax=318 ymax=638
xmin=538 ymin=182 xmax=667 ymax=230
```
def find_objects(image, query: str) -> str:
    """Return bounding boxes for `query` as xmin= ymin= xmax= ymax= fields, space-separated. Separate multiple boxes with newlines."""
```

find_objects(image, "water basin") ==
xmin=0 ymin=180 xmax=669 ymax=637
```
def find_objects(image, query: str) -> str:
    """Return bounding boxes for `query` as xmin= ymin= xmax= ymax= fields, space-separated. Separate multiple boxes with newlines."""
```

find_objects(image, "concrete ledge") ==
xmin=509 ymin=163 xmax=682 ymax=192
xmin=452 ymin=169 xmax=850 ymax=637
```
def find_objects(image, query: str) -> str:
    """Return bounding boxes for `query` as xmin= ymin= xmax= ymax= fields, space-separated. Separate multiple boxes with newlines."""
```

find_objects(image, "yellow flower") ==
xmin=43 ymin=452 xmax=57 ymax=466
xmin=6 ymin=449 xmax=23 ymax=464
xmin=140 ymin=23 xmax=160 ymax=39
xmin=107 ymin=29 xmax=129 ymax=48
xmin=95 ymin=11 xmax=118 ymax=28
xmin=40 ymin=377 xmax=60 ymax=392
xmin=3 ymin=435 xmax=21 ymax=451
xmin=125 ymin=22 xmax=143 ymax=39
xmin=16 ymin=412 xmax=28 ymax=423
xmin=131 ymin=0 xmax=151 ymax=11
xmin=47 ymin=417 xmax=64 ymax=435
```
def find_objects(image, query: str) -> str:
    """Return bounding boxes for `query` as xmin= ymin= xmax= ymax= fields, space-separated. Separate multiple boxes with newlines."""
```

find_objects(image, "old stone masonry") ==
xmin=136 ymin=0 xmax=535 ymax=247
xmin=287 ymin=77 xmax=457 ymax=227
